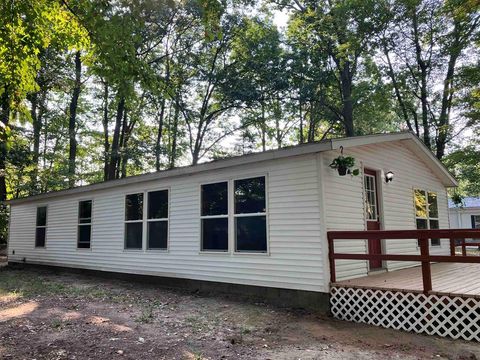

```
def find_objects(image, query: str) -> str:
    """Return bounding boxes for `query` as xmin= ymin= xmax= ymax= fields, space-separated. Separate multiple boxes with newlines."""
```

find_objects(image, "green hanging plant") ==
xmin=329 ymin=155 xmax=360 ymax=176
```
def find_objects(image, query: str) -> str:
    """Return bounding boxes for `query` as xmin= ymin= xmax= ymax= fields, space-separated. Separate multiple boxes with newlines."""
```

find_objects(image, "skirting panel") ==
xmin=330 ymin=286 xmax=480 ymax=341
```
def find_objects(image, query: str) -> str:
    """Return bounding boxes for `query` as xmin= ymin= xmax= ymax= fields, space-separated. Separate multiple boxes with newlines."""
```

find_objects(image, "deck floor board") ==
xmin=336 ymin=263 xmax=480 ymax=296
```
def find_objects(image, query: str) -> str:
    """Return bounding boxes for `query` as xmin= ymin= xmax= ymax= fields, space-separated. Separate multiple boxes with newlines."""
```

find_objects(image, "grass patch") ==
xmin=0 ymin=269 xmax=114 ymax=301
xmin=136 ymin=306 xmax=155 ymax=324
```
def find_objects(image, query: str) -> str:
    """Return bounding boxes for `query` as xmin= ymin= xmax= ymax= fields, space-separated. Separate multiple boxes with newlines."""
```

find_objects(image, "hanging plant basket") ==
xmin=329 ymin=154 xmax=359 ymax=177
xmin=337 ymin=164 xmax=348 ymax=176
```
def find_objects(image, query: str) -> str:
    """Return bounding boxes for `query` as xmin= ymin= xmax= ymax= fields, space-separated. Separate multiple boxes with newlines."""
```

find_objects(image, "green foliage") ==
xmin=329 ymin=155 xmax=360 ymax=176
xmin=0 ymin=0 xmax=479 ymax=250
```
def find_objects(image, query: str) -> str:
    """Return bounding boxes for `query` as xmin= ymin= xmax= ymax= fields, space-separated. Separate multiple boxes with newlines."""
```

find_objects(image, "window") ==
xmin=35 ymin=206 xmax=47 ymax=247
xmin=201 ymin=182 xmax=228 ymax=251
xmin=414 ymin=189 xmax=440 ymax=246
xmin=77 ymin=200 xmax=92 ymax=249
xmin=364 ymin=174 xmax=378 ymax=220
xmin=234 ymin=176 xmax=267 ymax=252
xmin=472 ymin=215 xmax=480 ymax=230
xmin=147 ymin=190 xmax=168 ymax=250
xmin=125 ymin=193 xmax=143 ymax=249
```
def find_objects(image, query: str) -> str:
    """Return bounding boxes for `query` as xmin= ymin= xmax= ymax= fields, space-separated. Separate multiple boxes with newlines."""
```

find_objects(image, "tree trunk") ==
xmin=107 ymin=95 xmax=125 ymax=180
xmin=169 ymin=100 xmax=179 ymax=169
xmin=261 ymin=101 xmax=266 ymax=151
xmin=383 ymin=44 xmax=413 ymax=133
xmin=68 ymin=51 xmax=82 ymax=188
xmin=155 ymin=98 xmax=166 ymax=171
xmin=340 ymin=64 xmax=354 ymax=137
xmin=412 ymin=10 xmax=431 ymax=150
xmin=299 ymin=101 xmax=304 ymax=144
xmin=308 ymin=101 xmax=315 ymax=142
xmin=436 ymin=50 xmax=459 ymax=160
xmin=118 ymin=108 xmax=128 ymax=179
xmin=0 ymin=90 xmax=10 ymax=202
xmin=102 ymin=82 xmax=110 ymax=181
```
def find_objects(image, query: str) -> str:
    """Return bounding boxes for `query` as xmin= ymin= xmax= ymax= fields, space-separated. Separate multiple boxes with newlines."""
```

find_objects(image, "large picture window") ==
xmin=234 ymin=176 xmax=267 ymax=252
xmin=35 ymin=206 xmax=47 ymax=247
xmin=78 ymin=200 xmax=92 ymax=249
xmin=125 ymin=193 xmax=143 ymax=249
xmin=414 ymin=189 xmax=440 ymax=246
xmin=201 ymin=182 xmax=228 ymax=251
xmin=147 ymin=190 xmax=169 ymax=250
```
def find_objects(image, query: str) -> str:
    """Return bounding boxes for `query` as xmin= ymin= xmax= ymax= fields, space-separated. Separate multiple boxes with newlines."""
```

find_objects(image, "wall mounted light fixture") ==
xmin=385 ymin=171 xmax=394 ymax=183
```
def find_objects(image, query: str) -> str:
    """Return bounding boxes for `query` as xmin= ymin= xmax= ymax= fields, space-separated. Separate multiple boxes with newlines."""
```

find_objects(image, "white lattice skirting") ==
xmin=330 ymin=286 xmax=480 ymax=341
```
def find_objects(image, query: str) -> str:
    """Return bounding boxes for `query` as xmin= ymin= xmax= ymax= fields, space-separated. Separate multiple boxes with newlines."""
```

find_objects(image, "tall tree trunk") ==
xmin=299 ymin=101 xmax=304 ymax=144
xmin=436 ymin=51 xmax=459 ymax=160
xmin=340 ymin=64 xmax=354 ymax=137
xmin=412 ymin=10 xmax=431 ymax=149
xmin=383 ymin=44 xmax=414 ymax=133
xmin=155 ymin=98 xmax=166 ymax=171
xmin=108 ymin=95 xmax=125 ymax=180
xmin=260 ymin=100 xmax=266 ymax=151
xmin=68 ymin=51 xmax=82 ymax=188
xmin=118 ymin=108 xmax=128 ymax=179
xmin=0 ymin=90 xmax=10 ymax=202
xmin=308 ymin=101 xmax=315 ymax=142
xmin=102 ymin=82 xmax=110 ymax=181
xmin=169 ymin=100 xmax=179 ymax=169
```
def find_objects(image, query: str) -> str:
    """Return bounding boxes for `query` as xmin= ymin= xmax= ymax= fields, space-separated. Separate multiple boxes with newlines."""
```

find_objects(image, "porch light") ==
xmin=385 ymin=171 xmax=394 ymax=183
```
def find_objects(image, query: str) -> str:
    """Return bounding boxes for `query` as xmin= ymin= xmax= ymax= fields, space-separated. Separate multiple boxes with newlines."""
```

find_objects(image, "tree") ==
xmin=379 ymin=0 xmax=480 ymax=159
xmin=277 ymin=0 xmax=390 ymax=137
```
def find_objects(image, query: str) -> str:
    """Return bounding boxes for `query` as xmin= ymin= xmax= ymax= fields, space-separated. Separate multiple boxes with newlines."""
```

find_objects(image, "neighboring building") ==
xmin=449 ymin=197 xmax=480 ymax=239
xmin=6 ymin=132 xmax=457 ymax=309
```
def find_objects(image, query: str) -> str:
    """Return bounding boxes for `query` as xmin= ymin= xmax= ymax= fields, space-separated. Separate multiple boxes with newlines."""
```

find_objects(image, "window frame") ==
xmin=364 ymin=173 xmax=379 ymax=222
xmin=146 ymin=188 xmax=170 ymax=251
xmin=124 ymin=192 xmax=145 ymax=251
xmin=233 ymin=175 xmax=268 ymax=254
xmin=199 ymin=180 xmax=230 ymax=253
xmin=198 ymin=174 xmax=269 ymax=255
xmin=35 ymin=205 xmax=48 ymax=248
xmin=414 ymin=188 xmax=441 ymax=247
xmin=77 ymin=199 xmax=93 ymax=250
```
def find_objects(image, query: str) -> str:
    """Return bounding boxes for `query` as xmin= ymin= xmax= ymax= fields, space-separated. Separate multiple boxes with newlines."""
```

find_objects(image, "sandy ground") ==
xmin=0 ymin=266 xmax=479 ymax=360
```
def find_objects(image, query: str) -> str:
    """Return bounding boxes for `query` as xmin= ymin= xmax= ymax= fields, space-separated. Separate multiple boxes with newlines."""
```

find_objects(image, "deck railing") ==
xmin=327 ymin=229 xmax=480 ymax=294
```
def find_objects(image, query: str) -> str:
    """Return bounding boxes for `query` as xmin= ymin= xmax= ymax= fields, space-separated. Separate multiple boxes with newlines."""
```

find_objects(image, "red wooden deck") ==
xmin=328 ymin=229 xmax=480 ymax=295
xmin=335 ymin=262 xmax=480 ymax=297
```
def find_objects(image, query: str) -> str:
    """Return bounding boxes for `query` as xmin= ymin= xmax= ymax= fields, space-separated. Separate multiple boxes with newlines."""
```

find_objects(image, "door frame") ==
xmin=363 ymin=168 xmax=385 ymax=270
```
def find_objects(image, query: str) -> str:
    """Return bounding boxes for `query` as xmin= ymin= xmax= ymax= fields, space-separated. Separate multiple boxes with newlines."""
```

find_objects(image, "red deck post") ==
xmin=462 ymin=239 xmax=467 ymax=256
xmin=328 ymin=235 xmax=336 ymax=283
xmin=419 ymin=237 xmax=432 ymax=294
xmin=450 ymin=238 xmax=456 ymax=256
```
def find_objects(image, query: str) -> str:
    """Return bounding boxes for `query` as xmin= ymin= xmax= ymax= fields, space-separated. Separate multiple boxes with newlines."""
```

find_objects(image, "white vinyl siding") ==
xmin=323 ymin=140 xmax=450 ymax=281
xmin=8 ymin=154 xmax=325 ymax=292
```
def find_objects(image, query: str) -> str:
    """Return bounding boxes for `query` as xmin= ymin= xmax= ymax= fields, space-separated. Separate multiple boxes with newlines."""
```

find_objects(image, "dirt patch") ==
xmin=0 ymin=267 xmax=479 ymax=360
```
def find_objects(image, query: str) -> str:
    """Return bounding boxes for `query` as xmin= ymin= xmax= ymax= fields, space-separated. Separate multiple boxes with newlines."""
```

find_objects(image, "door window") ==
xmin=364 ymin=174 xmax=378 ymax=221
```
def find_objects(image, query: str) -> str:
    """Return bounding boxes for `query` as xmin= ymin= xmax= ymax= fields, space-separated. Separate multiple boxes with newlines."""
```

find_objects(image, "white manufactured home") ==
xmin=449 ymin=197 xmax=480 ymax=233
xmin=6 ymin=132 xmax=457 ymax=310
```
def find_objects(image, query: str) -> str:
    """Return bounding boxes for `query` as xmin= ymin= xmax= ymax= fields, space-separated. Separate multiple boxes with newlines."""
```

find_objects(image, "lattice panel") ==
xmin=330 ymin=286 xmax=480 ymax=341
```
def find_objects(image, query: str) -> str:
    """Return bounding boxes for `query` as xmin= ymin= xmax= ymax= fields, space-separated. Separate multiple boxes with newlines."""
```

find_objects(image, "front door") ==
xmin=364 ymin=169 xmax=382 ymax=269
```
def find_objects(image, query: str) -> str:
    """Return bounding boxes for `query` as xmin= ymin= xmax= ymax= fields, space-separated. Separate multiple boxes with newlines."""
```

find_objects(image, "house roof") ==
xmin=7 ymin=131 xmax=457 ymax=205
xmin=449 ymin=197 xmax=480 ymax=209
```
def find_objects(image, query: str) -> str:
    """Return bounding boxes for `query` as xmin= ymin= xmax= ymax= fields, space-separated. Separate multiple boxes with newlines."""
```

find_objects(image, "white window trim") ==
xmin=123 ymin=189 xmax=170 ymax=252
xmin=199 ymin=174 xmax=270 ymax=255
xmin=233 ymin=175 xmax=269 ymax=254
xmin=77 ymin=199 xmax=93 ymax=250
xmin=124 ymin=192 xmax=145 ymax=251
xmin=146 ymin=188 xmax=170 ymax=251
xmin=199 ymin=180 xmax=229 ymax=253
xmin=364 ymin=173 xmax=378 ymax=222
xmin=414 ymin=188 xmax=440 ymax=247
xmin=35 ymin=205 xmax=48 ymax=249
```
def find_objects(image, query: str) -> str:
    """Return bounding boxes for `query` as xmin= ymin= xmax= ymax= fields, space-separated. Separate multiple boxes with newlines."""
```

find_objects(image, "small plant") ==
xmin=136 ymin=306 xmax=154 ymax=323
xmin=329 ymin=155 xmax=359 ymax=176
